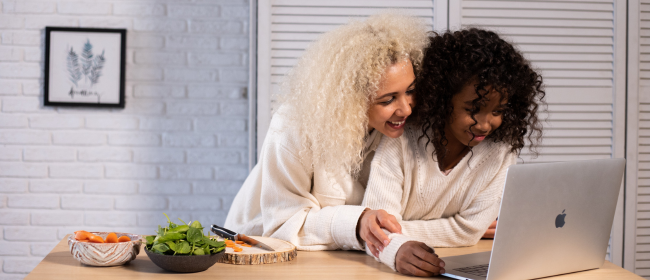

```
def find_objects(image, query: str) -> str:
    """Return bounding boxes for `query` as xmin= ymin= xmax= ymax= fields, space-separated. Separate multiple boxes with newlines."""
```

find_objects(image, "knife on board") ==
xmin=211 ymin=224 xmax=275 ymax=251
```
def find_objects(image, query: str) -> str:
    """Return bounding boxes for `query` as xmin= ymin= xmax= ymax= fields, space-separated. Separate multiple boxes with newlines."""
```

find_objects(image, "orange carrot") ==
xmin=75 ymin=231 xmax=92 ymax=241
xmin=105 ymin=232 xmax=118 ymax=243
xmin=117 ymin=236 xmax=131 ymax=242
xmin=88 ymin=235 xmax=104 ymax=243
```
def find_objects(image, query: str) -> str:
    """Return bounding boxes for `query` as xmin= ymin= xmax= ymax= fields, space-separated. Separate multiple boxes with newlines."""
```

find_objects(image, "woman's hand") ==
xmin=395 ymin=241 xmax=445 ymax=276
xmin=357 ymin=208 xmax=402 ymax=257
xmin=482 ymin=220 xmax=497 ymax=239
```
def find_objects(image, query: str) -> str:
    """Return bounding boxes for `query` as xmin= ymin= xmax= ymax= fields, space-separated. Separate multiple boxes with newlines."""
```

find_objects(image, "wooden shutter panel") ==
xmin=256 ymin=0 xmax=438 ymax=155
xmin=454 ymin=0 xmax=626 ymax=263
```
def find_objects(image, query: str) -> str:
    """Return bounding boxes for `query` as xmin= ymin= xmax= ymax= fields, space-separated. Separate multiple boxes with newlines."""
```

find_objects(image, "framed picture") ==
xmin=44 ymin=27 xmax=126 ymax=107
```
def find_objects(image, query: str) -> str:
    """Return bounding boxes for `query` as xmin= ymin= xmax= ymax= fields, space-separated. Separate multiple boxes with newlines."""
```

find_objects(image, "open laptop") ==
xmin=441 ymin=158 xmax=625 ymax=280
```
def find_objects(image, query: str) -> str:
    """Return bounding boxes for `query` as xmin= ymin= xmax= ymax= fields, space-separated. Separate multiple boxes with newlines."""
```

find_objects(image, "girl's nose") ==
xmin=473 ymin=114 xmax=492 ymax=133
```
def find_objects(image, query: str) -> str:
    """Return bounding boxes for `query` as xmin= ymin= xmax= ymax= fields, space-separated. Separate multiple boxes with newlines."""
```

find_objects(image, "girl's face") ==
xmin=367 ymin=59 xmax=415 ymax=138
xmin=446 ymin=81 xmax=507 ymax=147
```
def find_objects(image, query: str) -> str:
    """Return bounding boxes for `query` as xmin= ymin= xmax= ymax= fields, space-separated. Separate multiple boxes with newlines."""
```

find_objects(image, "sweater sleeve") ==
xmin=259 ymin=136 xmax=366 ymax=251
xmin=397 ymin=152 xmax=517 ymax=247
xmin=362 ymin=136 xmax=406 ymax=220
xmin=362 ymin=135 xmax=419 ymax=270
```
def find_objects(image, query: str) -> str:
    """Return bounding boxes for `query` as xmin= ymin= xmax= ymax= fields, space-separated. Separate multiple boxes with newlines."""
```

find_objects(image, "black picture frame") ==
xmin=44 ymin=27 xmax=126 ymax=108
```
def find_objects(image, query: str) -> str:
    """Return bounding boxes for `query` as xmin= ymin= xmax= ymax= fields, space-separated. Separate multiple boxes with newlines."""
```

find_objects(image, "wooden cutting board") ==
xmin=217 ymin=236 xmax=297 ymax=265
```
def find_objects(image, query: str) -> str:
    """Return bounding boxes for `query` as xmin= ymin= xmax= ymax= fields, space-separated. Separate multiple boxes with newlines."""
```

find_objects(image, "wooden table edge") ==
xmin=24 ymin=236 xmax=644 ymax=280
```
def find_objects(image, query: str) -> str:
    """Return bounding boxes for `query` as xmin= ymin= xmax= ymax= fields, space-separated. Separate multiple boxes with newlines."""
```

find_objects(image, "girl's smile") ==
xmin=468 ymin=131 xmax=487 ymax=142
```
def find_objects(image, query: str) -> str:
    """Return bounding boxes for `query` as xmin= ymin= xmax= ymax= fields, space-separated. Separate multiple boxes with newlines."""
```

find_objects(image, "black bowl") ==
xmin=144 ymin=247 xmax=225 ymax=273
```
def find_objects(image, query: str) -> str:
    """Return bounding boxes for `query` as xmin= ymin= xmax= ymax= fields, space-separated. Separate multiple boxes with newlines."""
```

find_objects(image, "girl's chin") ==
xmin=467 ymin=139 xmax=484 ymax=147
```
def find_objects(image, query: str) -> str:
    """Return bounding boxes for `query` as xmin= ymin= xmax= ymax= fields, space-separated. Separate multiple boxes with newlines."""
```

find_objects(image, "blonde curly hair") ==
xmin=279 ymin=11 xmax=430 ymax=174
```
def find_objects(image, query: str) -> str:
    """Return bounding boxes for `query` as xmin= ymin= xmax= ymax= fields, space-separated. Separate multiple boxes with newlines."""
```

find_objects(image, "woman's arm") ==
xmin=258 ymin=141 xmax=367 ymax=251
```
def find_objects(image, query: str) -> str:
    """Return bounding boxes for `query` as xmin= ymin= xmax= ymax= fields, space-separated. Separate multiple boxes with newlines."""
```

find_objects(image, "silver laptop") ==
xmin=441 ymin=158 xmax=625 ymax=280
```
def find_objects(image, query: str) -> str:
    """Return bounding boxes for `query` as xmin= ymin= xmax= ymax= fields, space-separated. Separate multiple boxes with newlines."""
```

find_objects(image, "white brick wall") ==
xmin=0 ymin=0 xmax=249 ymax=278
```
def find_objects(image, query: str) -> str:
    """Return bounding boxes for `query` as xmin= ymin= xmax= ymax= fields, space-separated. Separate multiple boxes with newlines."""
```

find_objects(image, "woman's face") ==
xmin=446 ymin=81 xmax=507 ymax=147
xmin=367 ymin=59 xmax=415 ymax=138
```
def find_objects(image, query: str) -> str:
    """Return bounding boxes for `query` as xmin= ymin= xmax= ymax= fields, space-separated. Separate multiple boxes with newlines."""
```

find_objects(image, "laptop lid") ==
xmin=486 ymin=158 xmax=625 ymax=280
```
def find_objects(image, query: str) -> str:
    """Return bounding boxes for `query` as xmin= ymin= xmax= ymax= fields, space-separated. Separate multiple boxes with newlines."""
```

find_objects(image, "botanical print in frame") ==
xmin=44 ymin=27 xmax=126 ymax=107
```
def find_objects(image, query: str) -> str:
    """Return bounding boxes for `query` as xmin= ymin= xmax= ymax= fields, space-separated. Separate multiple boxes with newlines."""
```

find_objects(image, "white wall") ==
xmin=0 ymin=1 xmax=249 ymax=278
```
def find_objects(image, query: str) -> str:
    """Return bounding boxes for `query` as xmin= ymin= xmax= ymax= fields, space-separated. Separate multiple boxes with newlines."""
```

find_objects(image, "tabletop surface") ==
xmin=26 ymin=235 xmax=644 ymax=280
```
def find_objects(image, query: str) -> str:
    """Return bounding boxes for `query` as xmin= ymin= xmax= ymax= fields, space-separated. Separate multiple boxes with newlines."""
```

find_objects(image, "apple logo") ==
xmin=555 ymin=209 xmax=566 ymax=228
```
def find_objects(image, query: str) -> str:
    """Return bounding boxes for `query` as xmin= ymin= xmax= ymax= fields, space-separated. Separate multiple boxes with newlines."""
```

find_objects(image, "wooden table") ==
xmin=26 ymin=236 xmax=643 ymax=279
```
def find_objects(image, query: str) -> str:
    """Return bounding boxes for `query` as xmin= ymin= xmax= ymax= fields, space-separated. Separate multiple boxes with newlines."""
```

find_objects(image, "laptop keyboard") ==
xmin=454 ymin=264 xmax=489 ymax=277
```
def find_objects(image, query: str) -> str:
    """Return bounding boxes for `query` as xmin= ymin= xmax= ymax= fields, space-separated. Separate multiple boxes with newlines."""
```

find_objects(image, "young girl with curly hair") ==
xmin=360 ymin=28 xmax=545 ymax=276
xmin=225 ymin=13 xmax=429 ymax=252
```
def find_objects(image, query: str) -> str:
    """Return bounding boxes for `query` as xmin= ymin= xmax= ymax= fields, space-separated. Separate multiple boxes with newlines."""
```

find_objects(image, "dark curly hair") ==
xmin=414 ymin=28 xmax=545 ymax=160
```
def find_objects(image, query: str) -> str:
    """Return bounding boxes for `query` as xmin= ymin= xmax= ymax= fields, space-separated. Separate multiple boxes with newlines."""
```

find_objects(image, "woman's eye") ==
xmin=493 ymin=110 xmax=504 ymax=115
xmin=406 ymin=88 xmax=415 ymax=94
xmin=464 ymin=108 xmax=472 ymax=112
xmin=381 ymin=97 xmax=395 ymax=105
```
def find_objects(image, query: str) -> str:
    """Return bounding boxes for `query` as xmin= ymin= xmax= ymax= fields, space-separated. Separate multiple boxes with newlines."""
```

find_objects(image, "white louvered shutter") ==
xmin=630 ymin=0 xmax=650 ymax=277
xmin=451 ymin=0 xmax=627 ymax=263
xmin=256 ymin=0 xmax=441 ymax=155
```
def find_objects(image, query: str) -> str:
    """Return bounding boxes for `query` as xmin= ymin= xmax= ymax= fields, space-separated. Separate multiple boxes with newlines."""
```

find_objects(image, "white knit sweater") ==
xmin=224 ymin=106 xmax=382 ymax=251
xmin=362 ymin=126 xmax=516 ymax=270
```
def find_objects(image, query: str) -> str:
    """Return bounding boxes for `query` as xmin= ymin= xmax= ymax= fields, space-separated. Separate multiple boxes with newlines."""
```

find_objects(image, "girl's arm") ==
xmin=396 ymin=153 xmax=515 ymax=248
xmin=362 ymin=136 xmax=426 ymax=270
xmin=363 ymin=139 xmax=515 ymax=271
xmin=482 ymin=220 xmax=498 ymax=238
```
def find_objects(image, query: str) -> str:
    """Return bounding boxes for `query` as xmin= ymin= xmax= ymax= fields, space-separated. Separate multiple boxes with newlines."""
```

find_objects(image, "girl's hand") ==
xmin=482 ymin=220 xmax=497 ymax=239
xmin=395 ymin=241 xmax=445 ymax=277
xmin=357 ymin=208 xmax=402 ymax=257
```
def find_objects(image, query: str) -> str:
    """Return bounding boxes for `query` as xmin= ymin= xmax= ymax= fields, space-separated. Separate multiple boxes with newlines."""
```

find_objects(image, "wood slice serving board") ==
xmin=217 ymin=236 xmax=297 ymax=265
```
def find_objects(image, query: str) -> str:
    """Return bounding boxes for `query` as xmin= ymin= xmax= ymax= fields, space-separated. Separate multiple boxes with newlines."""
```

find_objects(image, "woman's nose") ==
xmin=396 ymin=95 xmax=413 ymax=117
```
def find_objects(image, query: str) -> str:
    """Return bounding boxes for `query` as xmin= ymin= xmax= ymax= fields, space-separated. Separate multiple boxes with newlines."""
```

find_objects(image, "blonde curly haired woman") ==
xmin=224 ymin=12 xmax=429 ymax=255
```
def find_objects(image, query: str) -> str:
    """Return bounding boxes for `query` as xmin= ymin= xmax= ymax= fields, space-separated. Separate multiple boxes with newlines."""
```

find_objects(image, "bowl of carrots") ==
xmin=68 ymin=231 xmax=142 ymax=266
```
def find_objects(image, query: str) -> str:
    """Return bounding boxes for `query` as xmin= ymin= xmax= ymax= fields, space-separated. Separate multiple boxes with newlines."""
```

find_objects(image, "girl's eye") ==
xmin=464 ymin=108 xmax=472 ymax=112
xmin=406 ymin=88 xmax=415 ymax=94
xmin=493 ymin=110 xmax=504 ymax=116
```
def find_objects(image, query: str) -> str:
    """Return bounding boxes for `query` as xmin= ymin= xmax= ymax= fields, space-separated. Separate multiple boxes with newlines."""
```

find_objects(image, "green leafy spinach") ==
xmin=145 ymin=213 xmax=226 ymax=256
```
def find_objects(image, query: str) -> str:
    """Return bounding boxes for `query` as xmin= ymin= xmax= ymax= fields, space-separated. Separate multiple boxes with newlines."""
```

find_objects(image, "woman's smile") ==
xmin=387 ymin=118 xmax=407 ymax=130
xmin=367 ymin=59 xmax=415 ymax=139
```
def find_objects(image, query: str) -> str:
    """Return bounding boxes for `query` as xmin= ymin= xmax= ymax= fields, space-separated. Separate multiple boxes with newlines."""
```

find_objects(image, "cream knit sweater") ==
xmin=362 ymin=126 xmax=516 ymax=270
xmin=224 ymin=106 xmax=382 ymax=251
